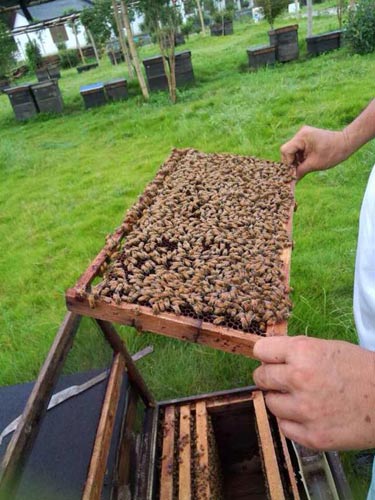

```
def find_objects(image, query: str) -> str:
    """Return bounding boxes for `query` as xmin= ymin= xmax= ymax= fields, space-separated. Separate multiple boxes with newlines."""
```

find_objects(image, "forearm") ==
xmin=343 ymin=98 xmax=375 ymax=157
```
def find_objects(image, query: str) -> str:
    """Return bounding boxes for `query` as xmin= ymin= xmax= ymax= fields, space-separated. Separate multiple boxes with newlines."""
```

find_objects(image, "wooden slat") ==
xmin=0 ymin=312 xmax=81 ymax=500
xmin=158 ymin=385 xmax=257 ymax=408
xmin=95 ymin=320 xmax=155 ymax=407
xmin=82 ymin=353 xmax=125 ymax=500
xmin=195 ymin=401 xmax=210 ymax=500
xmin=160 ymin=405 xmax=176 ymax=500
xmin=266 ymin=179 xmax=295 ymax=338
xmin=277 ymin=420 xmax=300 ymax=500
xmin=178 ymin=405 xmax=191 ymax=500
xmin=253 ymin=391 xmax=285 ymax=500
xmin=205 ymin=393 xmax=253 ymax=409
xmin=66 ymin=290 xmax=260 ymax=359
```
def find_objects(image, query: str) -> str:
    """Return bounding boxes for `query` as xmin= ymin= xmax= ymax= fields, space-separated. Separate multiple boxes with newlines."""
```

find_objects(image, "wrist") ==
xmin=340 ymin=128 xmax=355 ymax=159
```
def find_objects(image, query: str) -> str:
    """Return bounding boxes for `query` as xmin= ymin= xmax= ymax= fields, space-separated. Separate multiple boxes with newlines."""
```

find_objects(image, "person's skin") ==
xmin=253 ymin=336 xmax=375 ymax=451
xmin=253 ymin=98 xmax=375 ymax=451
xmin=281 ymin=98 xmax=375 ymax=180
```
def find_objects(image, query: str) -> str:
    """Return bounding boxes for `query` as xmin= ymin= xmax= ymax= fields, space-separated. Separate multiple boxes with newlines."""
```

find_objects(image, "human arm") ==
xmin=281 ymin=99 xmax=375 ymax=179
xmin=252 ymin=335 xmax=375 ymax=451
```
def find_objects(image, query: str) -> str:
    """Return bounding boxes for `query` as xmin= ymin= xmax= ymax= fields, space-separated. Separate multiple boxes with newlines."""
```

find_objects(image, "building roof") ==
xmin=17 ymin=0 xmax=93 ymax=23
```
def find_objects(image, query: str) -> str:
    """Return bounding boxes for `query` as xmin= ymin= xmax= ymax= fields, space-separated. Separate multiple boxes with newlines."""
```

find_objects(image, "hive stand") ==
xmin=0 ymin=312 xmax=154 ymax=500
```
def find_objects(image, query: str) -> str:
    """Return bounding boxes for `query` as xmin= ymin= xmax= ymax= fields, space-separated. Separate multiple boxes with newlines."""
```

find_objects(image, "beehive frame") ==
xmin=66 ymin=149 xmax=295 ymax=358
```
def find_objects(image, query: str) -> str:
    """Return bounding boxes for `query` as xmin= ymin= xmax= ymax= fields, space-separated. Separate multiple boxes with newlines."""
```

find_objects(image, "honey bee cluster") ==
xmin=93 ymin=148 xmax=295 ymax=334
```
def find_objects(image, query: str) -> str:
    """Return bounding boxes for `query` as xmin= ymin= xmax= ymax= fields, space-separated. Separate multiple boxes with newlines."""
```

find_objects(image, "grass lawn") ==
xmin=0 ymin=11 xmax=373 ymax=497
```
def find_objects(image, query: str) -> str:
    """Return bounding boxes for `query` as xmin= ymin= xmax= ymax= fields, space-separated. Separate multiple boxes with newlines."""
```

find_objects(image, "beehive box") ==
xmin=155 ymin=391 xmax=294 ymax=499
xmin=66 ymin=149 xmax=296 ymax=358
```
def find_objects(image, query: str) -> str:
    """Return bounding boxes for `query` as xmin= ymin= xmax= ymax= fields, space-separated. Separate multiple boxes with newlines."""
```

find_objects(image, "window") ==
xmin=50 ymin=25 xmax=68 ymax=44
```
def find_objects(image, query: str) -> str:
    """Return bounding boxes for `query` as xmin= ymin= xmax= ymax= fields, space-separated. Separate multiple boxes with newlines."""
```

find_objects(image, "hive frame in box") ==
xmin=66 ymin=149 xmax=296 ymax=359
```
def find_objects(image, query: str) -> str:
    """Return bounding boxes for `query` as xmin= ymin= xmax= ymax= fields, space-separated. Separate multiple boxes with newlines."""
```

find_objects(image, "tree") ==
xmin=345 ymin=0 xmax=375 ymax=54
xmin=120 ymin=0 xmax=149 ymax=100
xmin=65 ymin=11 xmax=86 ymax=64
xmin=80 ymin=2 xmax=114 ymax=63
xmin=196 ymin=0 xmax=206 ymax=34
xmin=256 ymin=0 xmax=289 ymax=28
xmin=337 ymin=0 xmax=347 ymax=28
xmin=25 ymin=39 xmax=42 ymax=71
xmin=112 ymin=0 xmax=135 ymax=79
xmin=139 ymin=0 xmax=182 ymax=103
xmin=0 ymin=19 xmax=16 ymax=77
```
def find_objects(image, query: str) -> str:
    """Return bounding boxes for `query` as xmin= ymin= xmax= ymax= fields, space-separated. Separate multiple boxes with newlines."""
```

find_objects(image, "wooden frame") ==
xmin=159 ymin=406 xmax=176 ymax=500
xmin=178 ymin=405 xmax=191 ymax=500
xmin=253 ymin=391 xmax=285 ymax=500
xmin=66 ymin=149 xmax=295 ymax=360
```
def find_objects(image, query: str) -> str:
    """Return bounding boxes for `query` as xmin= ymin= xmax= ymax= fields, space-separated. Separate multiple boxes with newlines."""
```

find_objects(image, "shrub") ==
xmin=256 ymin=0 xmax=289 ymax=28
xmin=181 ymin=18 xmax=194 ymax=38
xmin=25 ymin=39 xmax=42 ymax=71
xmin=213 ymin=9 xmax=234 ymax=24
xmin=59 ymin=48 xmax=80 ymax=68
xmin=0 ymin=20 xmax=16 ymax=77
xmin=345 ymin=0 xmax=375 ymax=54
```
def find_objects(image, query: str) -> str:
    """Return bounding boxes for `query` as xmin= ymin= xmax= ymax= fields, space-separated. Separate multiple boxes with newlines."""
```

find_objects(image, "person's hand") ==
xmin=253 ymin=336 xmax=375 ymax=451
xmin=281 ymin=126 xmax=351 ymax=180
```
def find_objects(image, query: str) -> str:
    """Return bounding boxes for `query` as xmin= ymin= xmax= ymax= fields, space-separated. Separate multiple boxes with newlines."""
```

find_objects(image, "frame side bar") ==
xmin=253 ymin=391 xmax=285 ymax=500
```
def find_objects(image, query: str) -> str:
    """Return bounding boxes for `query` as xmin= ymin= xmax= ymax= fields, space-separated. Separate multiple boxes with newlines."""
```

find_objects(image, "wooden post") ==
xmin=112 ymin=0 xmax=135 ymax=79
xmin=71 ymin=20 xmax=86 ymax=64
xmin=86 ymin=28 xmax=100 ymax=65
xmin=120 ymin=0 xmax=149 ymax=100
xmin=195 ymin=0 xmax=206 ymax=35
xmin=82 ymin=353 xmax=125 ymax=500
xmin=307 ymin=0 xmax=313 ymax=37
xmin=0 ymin=313 xmax=81 ymax=500
xmin=95 ymin=319 xmax=155 ymax=407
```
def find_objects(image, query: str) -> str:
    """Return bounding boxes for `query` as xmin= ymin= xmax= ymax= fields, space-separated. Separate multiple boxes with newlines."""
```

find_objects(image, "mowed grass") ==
xmin=0 ymin=13 xmax=374 ymax=496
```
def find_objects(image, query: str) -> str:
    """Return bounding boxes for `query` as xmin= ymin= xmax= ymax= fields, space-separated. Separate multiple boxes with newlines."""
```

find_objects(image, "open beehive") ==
xmin=155 ymin=390 xmax=297 ymax=500
xmin=66 ymin=149 xmax=296 ymax=358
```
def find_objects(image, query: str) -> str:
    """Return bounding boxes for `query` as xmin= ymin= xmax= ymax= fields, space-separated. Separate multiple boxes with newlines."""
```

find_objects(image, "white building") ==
xmin=11 ymin=0 xmax=92 ymax=62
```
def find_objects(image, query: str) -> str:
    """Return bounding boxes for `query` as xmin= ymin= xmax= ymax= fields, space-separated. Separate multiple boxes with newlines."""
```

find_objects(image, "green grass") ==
xmin=0 ymin=14 xmax=373 ymax=497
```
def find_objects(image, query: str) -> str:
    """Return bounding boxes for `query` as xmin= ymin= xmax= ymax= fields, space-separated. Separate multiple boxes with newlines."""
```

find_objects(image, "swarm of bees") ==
xmin=93 ymin=148 xmax=295 ymax=335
